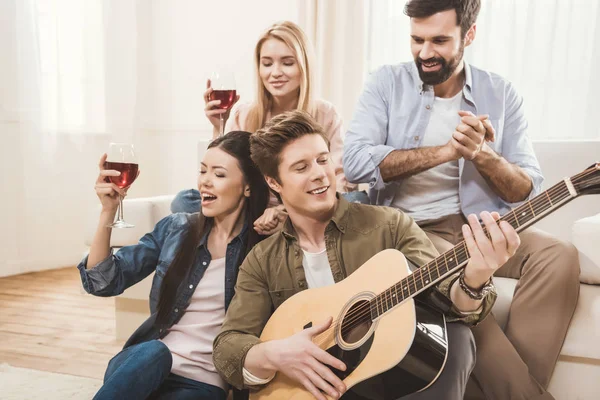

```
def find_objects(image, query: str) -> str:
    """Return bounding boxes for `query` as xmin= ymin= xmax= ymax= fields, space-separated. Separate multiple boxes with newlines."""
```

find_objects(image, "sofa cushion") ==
xmin=493 ymin=280 xmax=600 ymax=360
xmin=572 ymin=214 xmax=600 ymax=284
xmin=560 ymin=283 xmax=600 ymax=359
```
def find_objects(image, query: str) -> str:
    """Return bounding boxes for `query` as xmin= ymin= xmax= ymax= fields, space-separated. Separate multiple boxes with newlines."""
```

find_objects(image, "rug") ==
xmin=0 ymin=364 xmax=101 ymax=399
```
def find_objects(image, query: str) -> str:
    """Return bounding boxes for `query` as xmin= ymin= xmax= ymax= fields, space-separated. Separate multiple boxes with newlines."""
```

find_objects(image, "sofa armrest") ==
xmin=572 ymin=213 xmax=600 ymax=284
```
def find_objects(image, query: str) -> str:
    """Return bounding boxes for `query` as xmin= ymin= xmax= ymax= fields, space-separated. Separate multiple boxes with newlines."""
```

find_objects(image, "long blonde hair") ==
xmin=245 ymin=21 xmax=316 ymax=133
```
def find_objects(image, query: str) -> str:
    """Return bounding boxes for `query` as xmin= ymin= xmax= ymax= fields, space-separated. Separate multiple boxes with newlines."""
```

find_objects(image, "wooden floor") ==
xmin=0 ymin=267 xmax=125 ymax=379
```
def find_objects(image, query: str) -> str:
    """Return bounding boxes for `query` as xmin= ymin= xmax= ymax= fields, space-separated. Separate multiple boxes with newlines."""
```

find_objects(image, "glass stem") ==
xmin=117 ymin=195 xmax=124 ymax=222
xmin=219 ymin=114 xmax=224 ymax=136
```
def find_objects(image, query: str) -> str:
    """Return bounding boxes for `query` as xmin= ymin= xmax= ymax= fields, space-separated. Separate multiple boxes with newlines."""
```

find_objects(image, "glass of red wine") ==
xmin=209 ymin=70 xmax=236 ymax=136
xmin=105 ymin=142 xmax=139 ymax=228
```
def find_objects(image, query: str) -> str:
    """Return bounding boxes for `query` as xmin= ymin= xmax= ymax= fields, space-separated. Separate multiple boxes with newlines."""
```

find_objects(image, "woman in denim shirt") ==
xmin=78 ymin=131 xmax=269 ymax=400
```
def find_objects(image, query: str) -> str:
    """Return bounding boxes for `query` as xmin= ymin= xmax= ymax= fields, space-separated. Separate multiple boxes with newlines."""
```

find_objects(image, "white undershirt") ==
xmin=302 ymin=248 xmax=336 ymax=289
xmin=392 ymin=91 xmax=462 ymax=221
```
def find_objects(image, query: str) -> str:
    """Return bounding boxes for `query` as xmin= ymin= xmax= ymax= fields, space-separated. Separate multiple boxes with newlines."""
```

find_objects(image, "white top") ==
xmin=302 ymin=248 xmax=336 ymax=289
xmin=392 ymin=91 xmax=462 ymax=221
xmin=159 ymin=257 xmax=227 ymax=391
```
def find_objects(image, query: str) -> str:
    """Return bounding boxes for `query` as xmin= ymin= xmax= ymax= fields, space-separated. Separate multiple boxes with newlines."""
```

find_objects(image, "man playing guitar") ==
xmin=213 ymin=110 xmax=518 ymax=400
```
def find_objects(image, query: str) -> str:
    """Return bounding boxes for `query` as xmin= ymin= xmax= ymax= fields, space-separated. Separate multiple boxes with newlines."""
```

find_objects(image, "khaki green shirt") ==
xmin=213 ymin=197 xmax=496 ymax=389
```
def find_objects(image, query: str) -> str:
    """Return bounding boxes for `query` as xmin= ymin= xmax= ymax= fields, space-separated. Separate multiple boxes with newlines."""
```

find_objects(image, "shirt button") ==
xmin=425 ymin=104 xmax=431 ymax=110
xmin=299 ymin=282 xmax=305 ymax=288
xmin=174 ymin=308 xmax=179 ymax=313
xmin=189 ymin=285 xmax=193 ymax=289
xmin=275 ymin=292 xmax=281 ymax=297
xmin=414 ymin=136 xmax=420 ymax=141
xmin=202 ymin=261 xmax=207 ymax=266
xmin=159 ymin=328 xmax=163 ymax=333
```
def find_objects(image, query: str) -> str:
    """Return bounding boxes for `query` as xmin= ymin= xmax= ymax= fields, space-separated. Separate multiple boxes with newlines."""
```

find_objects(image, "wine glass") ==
xmin=209 ymin=70 xmax=236 ymax=136
xmin=105 ymin=143 xmax=139 ymax=228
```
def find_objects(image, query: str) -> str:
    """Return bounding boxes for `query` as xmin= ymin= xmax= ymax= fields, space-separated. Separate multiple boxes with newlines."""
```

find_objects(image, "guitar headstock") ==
xmin=573 ymin=163 xmax=600 ymax=195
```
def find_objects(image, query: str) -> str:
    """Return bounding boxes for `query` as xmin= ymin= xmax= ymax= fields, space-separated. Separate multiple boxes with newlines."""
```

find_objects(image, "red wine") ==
xmin=210 ymin=89 xmax=236 ymax=110
xmin=105 ymin=162 xmax=139 ymax=189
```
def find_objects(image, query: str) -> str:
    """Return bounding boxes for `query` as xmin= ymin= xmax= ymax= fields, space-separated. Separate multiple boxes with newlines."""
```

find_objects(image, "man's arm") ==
xmin=470 ymin=144 xmax=533 ymax=203
xmin=378 ymin=144 xmax=459 ymax=183
xmin=380 ymin=113 xmax=495 ymax=183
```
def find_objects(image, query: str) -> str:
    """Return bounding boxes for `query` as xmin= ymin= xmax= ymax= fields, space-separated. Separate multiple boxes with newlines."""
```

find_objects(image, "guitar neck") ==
xmin=370 ymin=178 xmax=578 ymax=320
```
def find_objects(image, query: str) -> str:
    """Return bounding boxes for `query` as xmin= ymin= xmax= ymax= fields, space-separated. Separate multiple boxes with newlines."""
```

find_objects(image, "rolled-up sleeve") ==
xmin=77 ymin=215 xmax=172 ymax=297
xmin=213 ymin=247 xmax=273 ymax=390
xmin=343 ymin=67 xmax=396 ymax=191
xmin=500 ymin=82 xmax=544 ymax=203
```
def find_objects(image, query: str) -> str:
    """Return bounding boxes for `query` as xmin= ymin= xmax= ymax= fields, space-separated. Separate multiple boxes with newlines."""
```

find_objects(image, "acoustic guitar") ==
xmin=250 ymin=163 xmax=600 ymax=400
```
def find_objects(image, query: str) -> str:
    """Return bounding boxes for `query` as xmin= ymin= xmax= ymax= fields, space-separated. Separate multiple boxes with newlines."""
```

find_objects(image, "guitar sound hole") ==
xmin=340 ymin=299 xmax=372 ymax=345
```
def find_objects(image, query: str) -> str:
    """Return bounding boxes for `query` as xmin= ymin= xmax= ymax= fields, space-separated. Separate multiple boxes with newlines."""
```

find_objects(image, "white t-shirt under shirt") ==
xmin=392 ymin=91 xmax=463 ymax=222
xmin=159 ymin=257 xmax=227 ymax=391
xmin=302 ymin=248 xmax=336 ymax=289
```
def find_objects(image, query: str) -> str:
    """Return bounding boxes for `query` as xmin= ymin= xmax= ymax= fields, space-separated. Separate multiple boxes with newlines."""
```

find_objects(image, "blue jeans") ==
xmin=171 ymin=189 xmax=371 ymax=214
xmin=94 ymin=340 xmax=227 ymax=400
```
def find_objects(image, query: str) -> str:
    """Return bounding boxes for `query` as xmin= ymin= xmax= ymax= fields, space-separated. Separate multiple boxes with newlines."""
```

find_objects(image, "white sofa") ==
xmin=83 ymin=140 xmax=600 ymax=399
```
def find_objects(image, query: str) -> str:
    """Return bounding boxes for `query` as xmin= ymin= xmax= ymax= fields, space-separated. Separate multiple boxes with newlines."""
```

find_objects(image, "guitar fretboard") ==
xmin=369 ymin=179 xmax=574 ymax=320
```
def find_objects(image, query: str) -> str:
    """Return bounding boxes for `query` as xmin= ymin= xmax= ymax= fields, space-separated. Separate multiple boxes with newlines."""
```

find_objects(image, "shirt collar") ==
xmin=281 ymin=194 xmax=350 ymax=242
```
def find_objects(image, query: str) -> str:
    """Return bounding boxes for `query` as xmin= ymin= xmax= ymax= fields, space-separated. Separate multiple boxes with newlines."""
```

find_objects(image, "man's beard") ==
xmin=415 ymin=44 xmax=464 ymax=86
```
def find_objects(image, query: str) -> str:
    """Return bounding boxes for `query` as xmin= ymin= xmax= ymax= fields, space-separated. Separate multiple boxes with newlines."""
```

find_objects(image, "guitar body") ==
xmin=250 ymin=249 xmax=448 ymax=400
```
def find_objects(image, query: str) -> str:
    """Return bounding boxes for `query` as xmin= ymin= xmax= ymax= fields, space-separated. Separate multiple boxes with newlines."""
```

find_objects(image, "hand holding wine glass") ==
xmin=99 ymin=143 xmax=140 ymax=228
xmin=205 ymin=71 xmax=238 ymax=137
xmin=95 ymin=153 xmax=127 ymax=213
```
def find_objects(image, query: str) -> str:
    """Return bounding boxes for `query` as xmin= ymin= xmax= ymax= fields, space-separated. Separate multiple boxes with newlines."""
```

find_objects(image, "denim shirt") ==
xmin=77 ymin=212 xmax=248 ymax=347
xmin=343 ymin=61 xmax=544 ymax=217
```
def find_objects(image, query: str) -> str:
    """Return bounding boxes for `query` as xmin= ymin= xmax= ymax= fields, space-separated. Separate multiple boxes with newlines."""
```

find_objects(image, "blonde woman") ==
xmin=173 ymin=21 xmax=364 ymax=235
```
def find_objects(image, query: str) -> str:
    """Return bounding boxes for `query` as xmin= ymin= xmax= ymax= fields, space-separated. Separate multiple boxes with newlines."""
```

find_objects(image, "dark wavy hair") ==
xmin=155 ymin=131 xmax=270 ymax=327
xmin=404 ymin=0 xmax=481 ymax=36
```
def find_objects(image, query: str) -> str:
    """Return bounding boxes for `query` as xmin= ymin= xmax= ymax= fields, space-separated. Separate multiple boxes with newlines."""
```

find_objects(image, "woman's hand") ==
xmin=95 ymin=153 xmax=137 ymax=213
xmin=254 ymin=205 xmax=288 ymax=235
xmin=204 ymin=79 xmax=240 ymax=131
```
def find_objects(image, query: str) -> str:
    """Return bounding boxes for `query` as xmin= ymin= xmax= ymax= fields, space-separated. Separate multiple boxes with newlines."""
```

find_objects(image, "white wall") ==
xmin=3 ymin=1 xmax=598 ymax=278
xmin=133 ymin=0 xmax=299 ymax=196
xmin=0 ymin=0 xmax=298 ymax=277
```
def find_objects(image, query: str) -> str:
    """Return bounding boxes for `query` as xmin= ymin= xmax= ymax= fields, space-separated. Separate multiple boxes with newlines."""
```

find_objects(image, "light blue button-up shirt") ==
xmin=343 ymin=61 xmax=543 ymax=217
